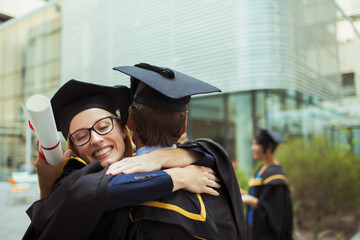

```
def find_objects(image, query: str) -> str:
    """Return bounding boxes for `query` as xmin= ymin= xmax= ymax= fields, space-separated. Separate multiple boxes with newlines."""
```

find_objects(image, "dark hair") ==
xmin=130 ymin=102 xmax=187 ymax=147
xmin=254 ymin=131 xmax=278 ymax=153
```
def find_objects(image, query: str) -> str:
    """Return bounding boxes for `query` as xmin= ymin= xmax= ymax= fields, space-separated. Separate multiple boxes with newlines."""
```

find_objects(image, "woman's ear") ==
xmin=66 ymin=139 xmax=79 ymax=157
xmin=121 ymin=126 xmax=127 ymax=140
xmin=266 ymin=143 xmax=273 ymax=155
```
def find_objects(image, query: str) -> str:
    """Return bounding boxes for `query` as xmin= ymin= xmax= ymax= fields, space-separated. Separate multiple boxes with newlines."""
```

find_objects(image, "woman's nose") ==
xmin=90 ymin=130 xmax=104 ymax=145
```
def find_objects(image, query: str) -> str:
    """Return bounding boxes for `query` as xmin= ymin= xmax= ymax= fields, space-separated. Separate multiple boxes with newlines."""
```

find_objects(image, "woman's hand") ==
xmin=242 ymin=194 xmax=258 ymax=208
xmin=240 ymin=188 xmax=248 ymax=195
xmin=164 ymin=165 xmax=221 ymax=196
xmin=36 ymin=149 xmax=72 ymax=199
xmin=106 ymin=148 xmax=200 ymax=175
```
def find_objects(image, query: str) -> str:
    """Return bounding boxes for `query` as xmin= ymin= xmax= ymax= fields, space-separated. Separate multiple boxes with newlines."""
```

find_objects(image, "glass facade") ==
xmin=189 ymin=88 xmax=360 ymax=176
xmin=237 ymin=0 xmax=340 ymax=99
xmin=336 ymin=0 xmax=360 ymax=155
xmin=0 ymin=2 xmax=61 ymax=180
xmin=61 ymin=0 xmax=340 ymax=98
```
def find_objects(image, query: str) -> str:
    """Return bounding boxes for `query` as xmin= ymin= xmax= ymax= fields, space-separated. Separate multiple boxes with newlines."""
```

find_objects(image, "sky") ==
xmin=336 ymin=0 xmax=360 ymax=16
xmin=0 ymin=0 xmax=45 ymax=18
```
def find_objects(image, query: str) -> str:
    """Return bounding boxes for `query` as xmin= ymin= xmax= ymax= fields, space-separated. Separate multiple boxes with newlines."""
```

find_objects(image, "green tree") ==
xmin=275 ymin=137 xmax=360 ymax=236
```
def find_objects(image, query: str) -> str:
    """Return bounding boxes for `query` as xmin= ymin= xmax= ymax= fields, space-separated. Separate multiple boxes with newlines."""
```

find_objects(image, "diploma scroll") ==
xmin=26 ymin=95 xmax=63 ymax=166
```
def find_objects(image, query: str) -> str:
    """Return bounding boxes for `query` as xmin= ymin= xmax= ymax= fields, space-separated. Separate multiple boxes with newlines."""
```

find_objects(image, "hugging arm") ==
xmin=36 ymin=146 xmax=219 ymax=211
xmin=106 ymin=146 xmax=219 ymax=211
xmin=106 ymin=164 xmax=220 ymax=211
xmin=106 ymin=146 xmax=215 ymax=175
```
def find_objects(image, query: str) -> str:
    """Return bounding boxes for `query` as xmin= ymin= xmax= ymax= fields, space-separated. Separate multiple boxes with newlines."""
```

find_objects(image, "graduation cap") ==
xmin=256 ymin=126 xmax=286 ymax=144
xmin=113 ymin=63 xmax=221 ymax=112
xmin=51 ymin=79 xmax=131 ymax=139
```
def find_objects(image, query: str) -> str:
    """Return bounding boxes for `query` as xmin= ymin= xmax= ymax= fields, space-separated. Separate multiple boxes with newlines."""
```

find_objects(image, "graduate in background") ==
xmin=242 ymin=127 xmax=293 ymax=240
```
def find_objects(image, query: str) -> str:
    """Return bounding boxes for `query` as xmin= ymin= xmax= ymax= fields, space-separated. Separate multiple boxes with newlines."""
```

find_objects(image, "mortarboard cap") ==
xmin=51 ymin=79 xmax=130 ymax=139
xmin=113 ymin=63 xmax=221 ymax=112
xmin=256 ymin=126 xmax=286 ymax=144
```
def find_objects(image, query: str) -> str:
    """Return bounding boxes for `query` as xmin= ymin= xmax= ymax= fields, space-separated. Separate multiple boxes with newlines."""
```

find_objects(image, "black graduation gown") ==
xmin=126 ymin=190 xmax=217 ymax=239
xmin=128 ymin=138 xmax=248 ymax=240
xmin=22 ymin=159 xmax=130 ymax=240
xmin=24 ymin=158 xmax=190 ymax=240
xmin=193 ymin=138 xmax=248 ymax=240
xmin=23 ymin=152 xmax=219 ymax=240
xmin=247 ymin=165 xmax=293 ymax=240
xmin=24 ymin=139 xmax=247 ymax=240
xmin=122 ymin=141 xmax=219 ymax=240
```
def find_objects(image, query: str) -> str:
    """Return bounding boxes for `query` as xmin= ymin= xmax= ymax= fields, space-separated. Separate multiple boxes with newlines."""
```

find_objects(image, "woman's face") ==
xmin=69 ymin=108 xmax=126 ymax=167
xmin=251 ymin=139 xmax=264 ymax=160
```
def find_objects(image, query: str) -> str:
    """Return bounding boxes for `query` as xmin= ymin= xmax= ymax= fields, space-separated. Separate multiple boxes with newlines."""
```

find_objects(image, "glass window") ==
xmin=3 ymin=98 xmax=16 ymax=122
xmin=0 ymin=31 xmax=3 ymax=74
xmin=2 ymin=75 xmax=15 ymax=98
xmin=44 ymin=61 xmax=60 ymax=86
xmin=3 ymin=28 xmax=16 ymax=74
xmin=189 ymin=95 xmax=225 ymax=146
xmin=33 ymin=66 xmax=45 ymax=91
xmin=337 ymin=20 xmax=355 ymax=44
xmin=255 ymin=91 xmax=266 ymax=127
xmin=229 ymin=92 xmax=253 ymax=176
xmin=266 ymin=90 xmax=283 ymax=128
xmin=12 ymin=72 xmax=22 ymax=96
xmin=342 ymin=72 xmax=356 ymax=96
xmin=24 ymin=67 xmax=35 ymax=94
xmin=45 ymin=31 xmax=61 ymax=61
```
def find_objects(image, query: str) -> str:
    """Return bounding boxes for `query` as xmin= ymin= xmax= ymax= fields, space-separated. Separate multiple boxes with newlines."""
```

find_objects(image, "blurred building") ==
xmin=334 ymin=0 xmax=360 ymax=154
xmin=0 ymin=0 xmax=61 ymax=179
xmin=0 ymin=0 xmax=358 ymax=179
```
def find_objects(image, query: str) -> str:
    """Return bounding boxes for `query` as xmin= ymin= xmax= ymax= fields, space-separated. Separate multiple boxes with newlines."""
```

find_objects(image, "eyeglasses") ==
xmin=69 ymin=116 xmax=119 ymax=146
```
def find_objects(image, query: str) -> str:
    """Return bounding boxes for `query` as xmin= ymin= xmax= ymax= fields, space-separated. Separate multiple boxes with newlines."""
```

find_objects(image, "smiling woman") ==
xmin=68 ymin=110 xmax=127 ymax=167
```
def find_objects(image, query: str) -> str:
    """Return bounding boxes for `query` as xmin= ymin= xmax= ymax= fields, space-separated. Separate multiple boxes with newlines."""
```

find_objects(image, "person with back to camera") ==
xmin=23 ymin=80 xmax=221 ymax=240
xmin=241 ymin=127 xmax=293 ymax=240
xmin=108 ymin=63 xmax=248 ymax=239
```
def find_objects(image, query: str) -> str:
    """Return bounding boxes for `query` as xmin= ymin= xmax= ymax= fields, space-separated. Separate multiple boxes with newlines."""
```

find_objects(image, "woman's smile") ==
xmin=94 ymin=146 xmax=113 ymax=158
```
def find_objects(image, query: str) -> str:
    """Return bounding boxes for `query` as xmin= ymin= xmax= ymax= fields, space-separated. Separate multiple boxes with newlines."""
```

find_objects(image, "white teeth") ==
xmin=94 ymin=147 xmax=112 ymax=158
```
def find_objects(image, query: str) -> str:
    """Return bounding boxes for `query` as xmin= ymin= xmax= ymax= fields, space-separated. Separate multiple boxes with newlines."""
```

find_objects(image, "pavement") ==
xmin=0 ymin=180 xmax=40 ymax=240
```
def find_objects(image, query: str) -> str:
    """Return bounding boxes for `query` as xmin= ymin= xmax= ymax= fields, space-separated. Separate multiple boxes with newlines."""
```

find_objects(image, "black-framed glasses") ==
xmin=69 ymin=116 xmax=119 ymax=146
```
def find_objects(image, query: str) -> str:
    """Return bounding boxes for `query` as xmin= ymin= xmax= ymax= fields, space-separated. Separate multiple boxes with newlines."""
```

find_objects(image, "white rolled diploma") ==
xmin=26 ymin=95 xmax=63 ymax=166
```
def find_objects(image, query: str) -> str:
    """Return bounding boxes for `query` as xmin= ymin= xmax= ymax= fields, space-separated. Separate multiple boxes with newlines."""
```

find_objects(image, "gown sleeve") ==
xmin=106 ymin=170 xmax=173 ymax=211
xmin=178 ymin=142 xmax=216 ymax=168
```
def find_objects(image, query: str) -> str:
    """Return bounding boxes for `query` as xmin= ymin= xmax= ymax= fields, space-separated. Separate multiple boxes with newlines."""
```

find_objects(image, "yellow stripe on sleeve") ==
xmin=248 ymin=177 xmax=263 ymax=187
xmin=138 ymin=193 xmax=206 ymax=221
xmin=263 ymin=174 xmax=288 ymax=184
